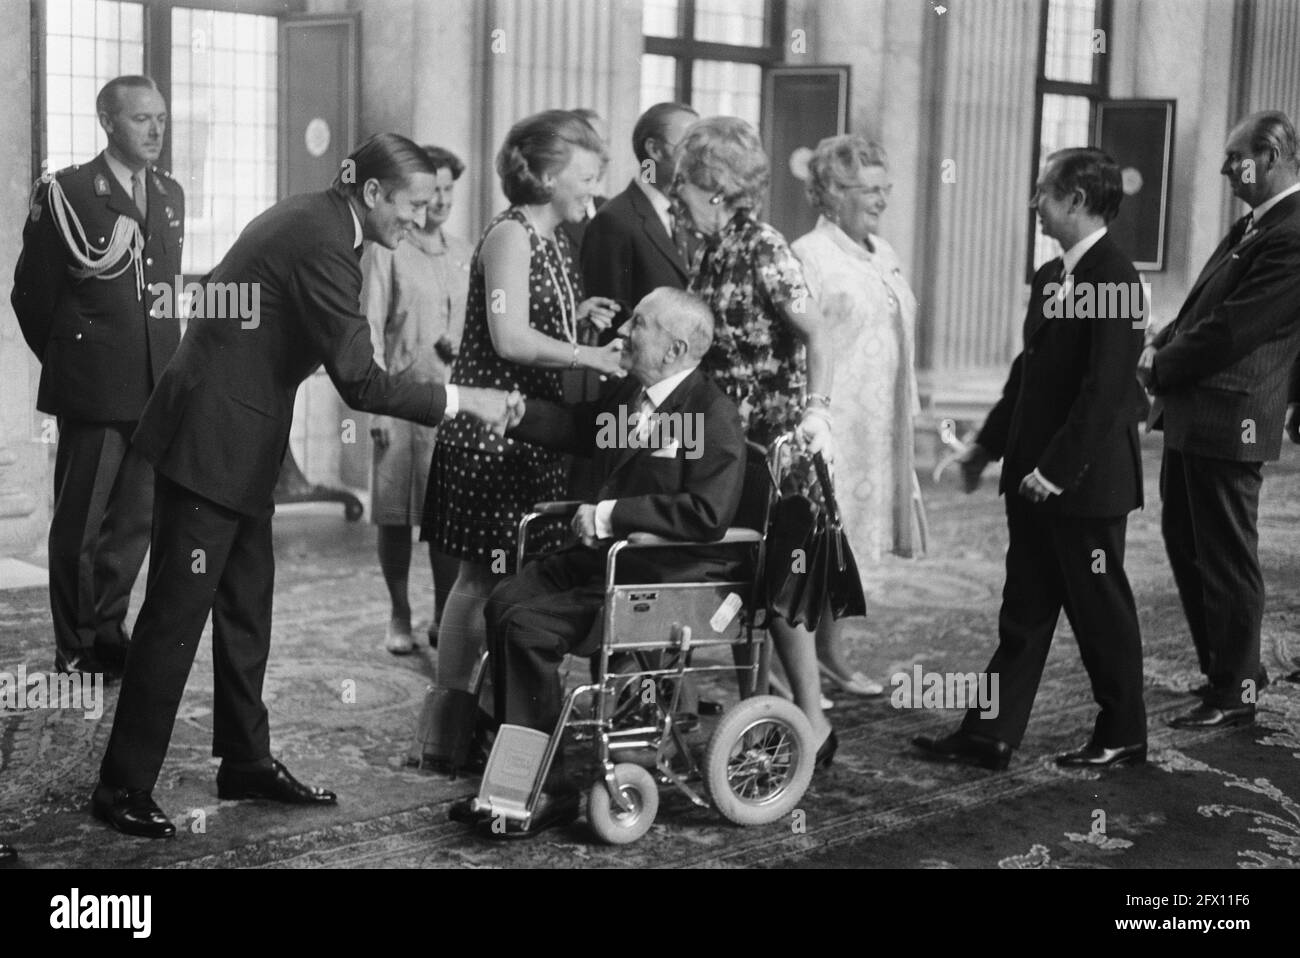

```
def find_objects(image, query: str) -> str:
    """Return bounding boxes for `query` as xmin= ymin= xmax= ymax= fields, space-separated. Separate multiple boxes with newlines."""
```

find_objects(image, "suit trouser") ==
xmin=1159 ymin=448 xmax=1264 ymax=709
xmin=100 ymin=474 xmax=274 ymax=791
xmin=485 ymin=547 xmax=607 ymax=733
xmin=49 ymin=419 xmax=154 ymax=656
xmin=961 ymin=496 xmax=1146 ymax=748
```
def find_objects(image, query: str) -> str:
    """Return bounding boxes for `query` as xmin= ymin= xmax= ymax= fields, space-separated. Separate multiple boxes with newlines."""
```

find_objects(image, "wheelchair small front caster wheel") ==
xmin=587 ymin=763 xmax=658 ymax=844
xmin=703 ymin=695 xmax=815 ymax=826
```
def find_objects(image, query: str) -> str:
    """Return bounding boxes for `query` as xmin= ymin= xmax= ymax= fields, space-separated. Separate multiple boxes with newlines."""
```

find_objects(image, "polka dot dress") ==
xmin=422 ymin=207 xmax=574 ymax=570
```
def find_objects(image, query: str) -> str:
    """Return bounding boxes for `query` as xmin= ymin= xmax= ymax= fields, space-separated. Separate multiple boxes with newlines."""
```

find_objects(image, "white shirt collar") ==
xmin=1061 ymin=226 xmax=1108 ymax=275
xmin=643 ymin=364 xmax=698 ymax=408
xmin=103 ymin=150 xmax=144 ymax=197
xmin=634 ymin=175 xmax=673 ymax=234
xmin=1251 ymin=182 xmax=1300 ymax=223
xmin=348 ymin=202 xmax=363 ymax=248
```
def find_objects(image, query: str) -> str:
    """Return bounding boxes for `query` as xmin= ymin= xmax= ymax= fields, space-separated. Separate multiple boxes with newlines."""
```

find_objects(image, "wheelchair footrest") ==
xmin=475 ymin=724 xmax=553 ymax=821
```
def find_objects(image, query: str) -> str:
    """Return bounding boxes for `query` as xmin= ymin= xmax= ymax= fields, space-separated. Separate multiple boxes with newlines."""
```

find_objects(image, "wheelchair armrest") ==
xmin=529 ymin=501 xmax=584 ymax=517
xmin=623 ymin=527 xmax=763 ymax=548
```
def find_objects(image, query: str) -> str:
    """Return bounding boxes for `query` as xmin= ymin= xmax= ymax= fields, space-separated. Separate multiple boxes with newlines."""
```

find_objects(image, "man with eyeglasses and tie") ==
xmin=1139 ymin=110 xmax=1300 ymax=726
xmin=12 ymin=75 xmax=184 ymax=679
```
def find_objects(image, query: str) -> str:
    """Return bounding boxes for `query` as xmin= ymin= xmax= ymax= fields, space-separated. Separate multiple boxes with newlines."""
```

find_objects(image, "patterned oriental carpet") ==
xmin=1 ymin=434 xmax=1298 ymax=869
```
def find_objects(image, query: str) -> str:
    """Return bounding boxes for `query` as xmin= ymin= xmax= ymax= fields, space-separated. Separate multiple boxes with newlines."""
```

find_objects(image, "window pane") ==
xmin=643 ymin=0 xmax=679 ymax=38
xmin=640 ymin=54 xmax=678 ymax=113
xmin=171 ymin=8 xmax=279 ymax=273
xmin=42 ymin=0 xmax=144 ymax=173
xmin=694 ymin=0 xmax=766 ymax=47
xmin=1033 ymin=93 xmax=1093 ymax=268
xmin=1044 ymin=0 xmax=1098 ymax=84
xmin=691 ymin=59 xmax=762 ymax=129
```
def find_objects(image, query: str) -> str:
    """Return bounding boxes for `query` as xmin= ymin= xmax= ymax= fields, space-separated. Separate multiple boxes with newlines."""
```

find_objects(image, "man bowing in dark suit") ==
xmin=1140 ymin=111 xmax=1300 ymax=728
xmin=914 ymin=148 xmax=1148 ymax=770
xmin=485 ymin=287 xmax=744 ymax=733
xmin=12 ymin=75 xmax=184 ymax=677
xmin=580 ymin=103 xmax=700 ymax=329
xmin=91 ymin=134 xmax=513 ymax=838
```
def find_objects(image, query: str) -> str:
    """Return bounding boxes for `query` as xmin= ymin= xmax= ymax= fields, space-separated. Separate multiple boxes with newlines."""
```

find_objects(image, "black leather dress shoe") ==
xmin=912 ymin=730 xmax=1012 ymax=770
xmin=216 ymin=759 xmax=337 ymax=804
xmin=1170 ymin=703 xmax=1255 ymax=729
xmin=91 ymin=785 xmax=176 ymax=839
xmin=698 ymin=699 xmax=724 ymax=716
xmin=1055 ymin=741 xmax=1147 ymax=767
xmin=0 ymin=842 xmax=16 ymax=862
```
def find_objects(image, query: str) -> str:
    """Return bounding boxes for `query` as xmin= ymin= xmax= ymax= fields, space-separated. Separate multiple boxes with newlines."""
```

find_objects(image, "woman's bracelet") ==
xmin=805 ymin=392 xmax=832 ymax=409
xmin=571 ymin=343 xmax=581 ymax=368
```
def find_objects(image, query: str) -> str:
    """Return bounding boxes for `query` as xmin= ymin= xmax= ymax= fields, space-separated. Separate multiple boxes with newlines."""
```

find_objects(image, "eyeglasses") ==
xmin=672 ymin=175 xmax=728 ymax=205
xmin=837 ymin=183 xmax=893 ymax=199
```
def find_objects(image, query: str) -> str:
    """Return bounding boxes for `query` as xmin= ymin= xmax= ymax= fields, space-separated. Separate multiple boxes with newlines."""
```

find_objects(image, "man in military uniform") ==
xmin=11 ymin=75 xmax=184 ymax=676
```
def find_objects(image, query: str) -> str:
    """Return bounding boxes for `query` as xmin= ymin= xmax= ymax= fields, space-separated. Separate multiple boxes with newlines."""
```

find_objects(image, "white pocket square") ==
xmin=651 ymin=440 xmax=680 ymax=458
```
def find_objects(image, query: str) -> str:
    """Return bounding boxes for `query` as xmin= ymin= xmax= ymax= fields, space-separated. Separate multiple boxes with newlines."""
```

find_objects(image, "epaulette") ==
xmin=149 ymin=165 xmax=178 ymax=182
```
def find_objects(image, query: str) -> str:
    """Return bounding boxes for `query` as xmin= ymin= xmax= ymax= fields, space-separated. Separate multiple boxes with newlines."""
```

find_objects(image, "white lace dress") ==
xmin=792 ymin=216 xmax=923 ymax=564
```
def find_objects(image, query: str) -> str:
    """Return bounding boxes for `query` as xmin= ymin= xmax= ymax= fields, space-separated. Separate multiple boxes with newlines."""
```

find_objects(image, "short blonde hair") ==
xmin=805 ymin=134 xmax=888 ymax=215
xmin=674 ymin=116 xmax=770 ymax=212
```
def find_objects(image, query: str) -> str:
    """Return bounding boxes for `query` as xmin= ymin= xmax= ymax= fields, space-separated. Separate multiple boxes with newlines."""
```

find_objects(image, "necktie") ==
xmin=631 ymin=388 xmax=655 ymax=442
xmin=1227 ymin=212 xmax=1253 ymax=247
xmin=133 ymin=171 xmax=147 ymax=218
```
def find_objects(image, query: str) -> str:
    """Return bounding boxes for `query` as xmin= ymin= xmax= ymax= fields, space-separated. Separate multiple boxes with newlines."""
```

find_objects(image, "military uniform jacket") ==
xmin=11 ymin=151 xmax=185 ymax=422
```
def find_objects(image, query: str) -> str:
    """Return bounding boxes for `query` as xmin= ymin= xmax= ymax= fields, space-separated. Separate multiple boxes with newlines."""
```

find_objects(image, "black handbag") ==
xmin=766 ymin=451 xmax=867 ymax=630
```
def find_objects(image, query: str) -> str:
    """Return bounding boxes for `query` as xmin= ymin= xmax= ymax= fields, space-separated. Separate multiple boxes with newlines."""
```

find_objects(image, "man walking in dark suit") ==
xmin=486 ymin=288 xmax=744 ymax=734
xmin=1140 ymin=110 xmax=1300 ymax=729
xmin=12 ymin=75 xmax=183 ymax=677
xmin=914 ymin=148 xmax=1148 ymax=770
xmin=91 ymin=134 xmax=512 ymax=839
xmin=580 ymin=103 xmax=699 ymax=327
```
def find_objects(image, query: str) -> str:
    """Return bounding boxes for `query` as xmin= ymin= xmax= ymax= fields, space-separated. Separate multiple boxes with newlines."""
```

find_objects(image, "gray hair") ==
xmin=674 ymin=116 xmax=770 ymax=212
xmin=804 ymin=134 xmax=888 ymax=215
xmin=644 ymin=287 xmax=715 ymax=359
xmin=1240 ymin=110 xmax=1300 ymax=173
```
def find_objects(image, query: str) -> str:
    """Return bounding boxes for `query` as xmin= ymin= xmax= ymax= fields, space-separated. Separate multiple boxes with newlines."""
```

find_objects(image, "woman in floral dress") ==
xmin=673 ymin=116 xmax=839 ymax=764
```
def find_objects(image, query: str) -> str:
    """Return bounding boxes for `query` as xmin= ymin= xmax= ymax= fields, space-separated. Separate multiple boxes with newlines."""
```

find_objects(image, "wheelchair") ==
xmin=459 ymin=434 xmax=817 ymax=844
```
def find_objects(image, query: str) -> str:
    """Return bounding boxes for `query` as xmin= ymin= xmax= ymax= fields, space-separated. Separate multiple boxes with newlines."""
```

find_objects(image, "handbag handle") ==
xmin=812 ymin=452 xmax=851 ymax=573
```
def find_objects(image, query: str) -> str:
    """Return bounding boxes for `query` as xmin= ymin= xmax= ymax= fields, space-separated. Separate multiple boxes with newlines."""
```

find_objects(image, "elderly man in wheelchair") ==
xmin=447 ymin=288 xmax=817 ymax=843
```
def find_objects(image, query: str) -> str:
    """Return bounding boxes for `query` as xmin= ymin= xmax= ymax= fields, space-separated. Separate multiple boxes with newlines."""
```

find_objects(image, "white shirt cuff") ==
xmin=594 ymin=499 xmax=616 ymax=539
xmin=1032 ymin=468 xmax=1064 ymax=496
xmin=443 ymin=384 xmax=459 ymax=420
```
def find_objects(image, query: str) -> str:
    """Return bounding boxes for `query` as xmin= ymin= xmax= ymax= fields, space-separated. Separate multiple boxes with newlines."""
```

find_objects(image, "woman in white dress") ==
xmin=363 ymin=145 xmax=471 ymax=654
xmin=792 ymin=135 xmax=924 ymax=695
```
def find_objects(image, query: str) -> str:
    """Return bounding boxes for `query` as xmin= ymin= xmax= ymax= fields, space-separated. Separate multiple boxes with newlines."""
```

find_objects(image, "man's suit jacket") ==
xmin=133 ymin=190 xmax=448 ymax=517
xmin=978 ymin=233 xmax=1145 ymax=518
xmin=580 ymin=179 xmax=690 ymax=318
xmin=1150 ymin=191 xmax=1300 ymax=462
xmin=11 ymin=152 xmax=184 ymax=421
xmin=509 ymin=367 xmax=746 ymax=581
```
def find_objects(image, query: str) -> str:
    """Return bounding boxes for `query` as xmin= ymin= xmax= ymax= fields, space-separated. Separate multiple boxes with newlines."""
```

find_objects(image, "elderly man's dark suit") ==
xmin=11 ymin=153 xmax=184 ymax=667
xmin=486 ymin=368 xmax=745 ymax=732
xmin=1148 ymin=190 xmax=1300 ymax=709
xmin=580 ymin=179 xmax=691 ymax=327
xmin=964 ymin=233 xmax=1147 ymax=749
xmin=99 ymin=189 xmax=452 ymax=791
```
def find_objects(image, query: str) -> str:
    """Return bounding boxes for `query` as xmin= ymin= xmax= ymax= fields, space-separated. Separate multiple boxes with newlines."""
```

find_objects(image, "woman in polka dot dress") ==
xmin=423 ymin=110 xmax=624 ymax=693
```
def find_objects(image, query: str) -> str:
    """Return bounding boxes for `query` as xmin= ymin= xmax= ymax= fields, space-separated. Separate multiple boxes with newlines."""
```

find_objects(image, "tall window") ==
xmin=170 ymin=8 xmax=277 ymax=272
xmin=1029 ymin=0 xmax=1111 ymax=272
xmin=40 ymin=0 xmax=145 ymax=174
xmin=641 ymin=0 xmax=785 ymax=129
xmin=35 ymin=0 xmax=285 ymax=274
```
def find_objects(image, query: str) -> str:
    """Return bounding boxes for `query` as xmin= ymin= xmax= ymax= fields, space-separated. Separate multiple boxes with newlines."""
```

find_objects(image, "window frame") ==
xmin=643 ymin=0 xmax=787 ymax=109
xmin=1026 ymin=0 xmax=1112 ymax=280
xmin=29 ymin=0 xmax=303 ymax=183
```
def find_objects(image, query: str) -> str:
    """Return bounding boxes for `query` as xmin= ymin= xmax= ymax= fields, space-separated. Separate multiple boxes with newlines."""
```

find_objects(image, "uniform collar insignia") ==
xmin=93 ymin=174 xmax=110 ymax=196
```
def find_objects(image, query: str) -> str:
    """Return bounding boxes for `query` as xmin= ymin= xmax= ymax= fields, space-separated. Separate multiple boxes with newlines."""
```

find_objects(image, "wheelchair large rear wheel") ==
xmin=703 ymin=695 xmax=815 ymax=826
xmin=587 ymin=763 xmax=659 ymax=844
